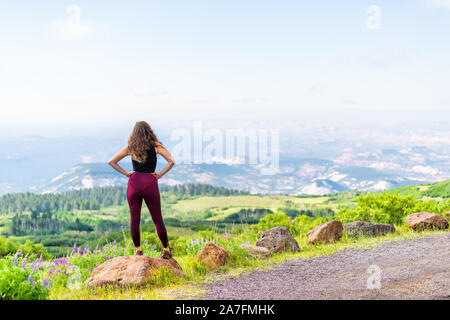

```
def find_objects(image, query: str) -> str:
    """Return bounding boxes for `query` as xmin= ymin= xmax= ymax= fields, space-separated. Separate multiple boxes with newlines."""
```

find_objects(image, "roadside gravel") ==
xmin=200 ymin=233 xmax=450 ymax=300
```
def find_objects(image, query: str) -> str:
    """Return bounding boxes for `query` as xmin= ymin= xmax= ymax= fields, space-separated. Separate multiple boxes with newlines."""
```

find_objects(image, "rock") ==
xmin=405 ymin=211 xmax=449 ymax=231
xmin=344 ymin=221 xmax=395 ymax=238
xmin=307 ymin=220 xmax=343 ymax=244
xmin=85 ymin=255 xmax=184 ymax=288
xmin=197 ymin=241 xmax=227 ymax=269
xmin=255 ymin=226 xmax=300 ymax=253
xmin=240 ymin=244 xmax=272 ymax=259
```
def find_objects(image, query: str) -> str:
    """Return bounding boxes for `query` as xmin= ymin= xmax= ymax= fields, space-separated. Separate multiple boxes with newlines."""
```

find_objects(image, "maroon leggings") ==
xmin=127 ymin=172 xmax=168 ymax=248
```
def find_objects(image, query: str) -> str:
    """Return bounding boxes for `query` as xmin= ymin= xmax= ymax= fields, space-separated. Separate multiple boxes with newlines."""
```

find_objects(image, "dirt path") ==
xmin=200 ymin=233 xmax=450 ymax=300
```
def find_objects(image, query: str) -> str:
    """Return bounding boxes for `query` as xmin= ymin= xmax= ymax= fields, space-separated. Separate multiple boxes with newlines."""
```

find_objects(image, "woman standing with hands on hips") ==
xmin=108 ymin=121 xmax=175 ymax=258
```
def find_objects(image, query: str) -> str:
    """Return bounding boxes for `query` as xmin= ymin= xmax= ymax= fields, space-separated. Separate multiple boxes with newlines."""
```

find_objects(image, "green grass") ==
xmin=382 ymin=180 xmax=450 ymax=199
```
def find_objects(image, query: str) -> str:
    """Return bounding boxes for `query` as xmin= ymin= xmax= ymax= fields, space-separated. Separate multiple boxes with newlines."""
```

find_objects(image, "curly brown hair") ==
xmin=128 ymin=121 xmax=162 ymax=163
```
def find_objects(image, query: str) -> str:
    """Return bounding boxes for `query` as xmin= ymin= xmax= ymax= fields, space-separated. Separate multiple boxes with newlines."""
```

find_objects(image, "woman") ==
xmin=108 ymin=121 xmax=175 ymax=258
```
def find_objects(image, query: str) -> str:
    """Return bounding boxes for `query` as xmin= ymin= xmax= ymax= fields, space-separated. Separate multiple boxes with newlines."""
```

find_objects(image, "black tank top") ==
xmin=131 ymin=145 xmax=157 ymax=173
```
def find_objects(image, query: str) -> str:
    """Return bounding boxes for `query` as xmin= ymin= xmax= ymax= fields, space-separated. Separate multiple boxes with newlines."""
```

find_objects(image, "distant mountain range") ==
xmin=2 ymin=123 xmax=449 ymax=196
xmin=29 ymin=157 xmax=428 ymax=195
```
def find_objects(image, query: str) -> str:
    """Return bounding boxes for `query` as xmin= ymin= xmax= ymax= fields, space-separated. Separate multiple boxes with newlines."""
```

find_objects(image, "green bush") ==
xmin=291 ymin=215 xmax=327 ymax=236
xmin=0 ymin=237 xmax=50 ymax=259
xmin=0 ymin=255 xmax=50 ymax=300
xmin=255 ymin=213 xmax=291 ymax=232
xmin=336 ymin=193 xmax=450 ymax=225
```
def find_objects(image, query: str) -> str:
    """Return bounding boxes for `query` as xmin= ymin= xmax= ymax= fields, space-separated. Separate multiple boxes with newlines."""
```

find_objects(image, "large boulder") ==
xmin=344 ymin=221 xmax=395 ymax=238
xmin=405 ymin=211 xmax=449 ymax=231
xmin=197 ymin=241 xmax=227 ymax=269
xmin=307 ymin=220 xmax=343 ymax=244
xmin=240 ymin=244 xmax=272 ymax=259
xmin=255 ymin=226 xmax=300 ymax=253
xmin=85 ymin=256 xmax=184 ymax=288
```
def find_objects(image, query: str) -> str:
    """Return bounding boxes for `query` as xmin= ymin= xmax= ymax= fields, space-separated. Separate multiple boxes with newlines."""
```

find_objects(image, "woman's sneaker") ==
xmin=161 ymin=247 xmax=173 ymax=259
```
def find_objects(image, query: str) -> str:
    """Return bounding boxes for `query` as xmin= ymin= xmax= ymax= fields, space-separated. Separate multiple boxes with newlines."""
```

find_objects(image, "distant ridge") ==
xmin=381 ymin=180 xmax=450 ymax=199
xmin=29 ymin=160 xmax=429 ymax=196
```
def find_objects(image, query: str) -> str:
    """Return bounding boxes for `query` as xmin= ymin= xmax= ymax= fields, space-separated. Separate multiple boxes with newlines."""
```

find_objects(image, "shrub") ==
xmin=291 ymin=215 xmax=327 ymax=236
xmin=336 ymin=193 xmax=449 ymax=225
xmin=0 ymin=255 xmax=50 ymax=300
xmin=255 ymin=213 xmax=291 ymax=232
xmin=0 ymin=237 xmax=50 ymax=259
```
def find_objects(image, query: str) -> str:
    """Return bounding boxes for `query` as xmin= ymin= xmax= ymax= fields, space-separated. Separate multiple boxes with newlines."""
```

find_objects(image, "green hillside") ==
xmin=381 ymin=180 xmax=450 ymax=199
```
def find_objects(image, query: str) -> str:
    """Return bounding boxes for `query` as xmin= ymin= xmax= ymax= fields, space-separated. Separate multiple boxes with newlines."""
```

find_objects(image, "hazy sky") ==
xmin=1 ymin=0 xmax=449 ymax=132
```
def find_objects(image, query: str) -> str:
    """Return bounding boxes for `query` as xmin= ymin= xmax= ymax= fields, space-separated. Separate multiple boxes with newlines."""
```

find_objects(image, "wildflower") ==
xmin=13 ymin=255 xmax=18 ymax=267
xmin=21 ymin=258 xmax=27 ymax=269
xmin=72 ymin=244 xmax=77 ymax=254
xmin=17 ymin=251 xmax=23 ymax=257
xmin=38 ymin=255 xmax=42 ymax=265
xmin=27 ymin=274 xmax=32 ymax=283
xmin=87 ymin=268 xmax=92 ymax=272
xmin=42 ymin=278 xmax=48 ymax=289
xmin=49 ymin=279 xmax=53 ymax=289
xmin=78 ymin=249 xmax=83 ymax=255
xmin=152 ymin=245 xmax=156 ymax=250
xmin=113 ymin=240 xmax=116 ymax=246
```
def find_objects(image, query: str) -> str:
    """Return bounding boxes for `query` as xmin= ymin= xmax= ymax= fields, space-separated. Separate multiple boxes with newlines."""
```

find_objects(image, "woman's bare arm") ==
xmin=153 ymin=143 xmax=175 ymax=179
xmin=108 ymin=146 xmax=134 ymax=177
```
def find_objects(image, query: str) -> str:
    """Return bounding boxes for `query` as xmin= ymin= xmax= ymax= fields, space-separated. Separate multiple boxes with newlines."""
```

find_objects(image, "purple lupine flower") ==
xmin=21 ymin=258 xmax=27 ymax=269
xmin=33 ymin=267 xmax=38 ymax=274
xmin=113 ymin=240 xmax=116 ymax=246
xmin=38 ymin=255 xmax=42 ymax=265
xmin=27 ymin=274 xmax=32 ymax=283
xmin=42 ymin=278 xmax=48 ymax=289
xmin=17 ymin=251 xmax=23 ymax=257
xmin=87 ymin=268 xmax=92 ymax=272
xmin=152 ymin=245 xmax=156 ymax=250
xmin=72 ymin=244 xmax=77 ymax=254
xmin=49 ymin=279 xmax=53 ymax=289
xmin=13 ymin=255 xmax=18 ymax=267
xmin=78 ymin=249 xmax=83 ymax=255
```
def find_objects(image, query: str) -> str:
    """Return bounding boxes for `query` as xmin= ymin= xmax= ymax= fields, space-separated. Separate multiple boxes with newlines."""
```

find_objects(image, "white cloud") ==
xmin=51 ymin=5 xmax=94 ymax=41
xmin=412 ymin=165 xmax=439 ymax=175
xmin=426 ymin=0 xmax=450 ymax=9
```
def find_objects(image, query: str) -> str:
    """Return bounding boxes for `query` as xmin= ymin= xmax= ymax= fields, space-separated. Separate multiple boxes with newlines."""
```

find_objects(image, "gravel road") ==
xmin=200 ymin=233 xmax=450 ymax=300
